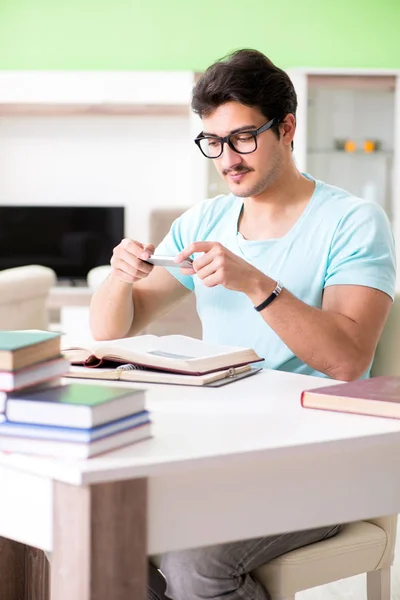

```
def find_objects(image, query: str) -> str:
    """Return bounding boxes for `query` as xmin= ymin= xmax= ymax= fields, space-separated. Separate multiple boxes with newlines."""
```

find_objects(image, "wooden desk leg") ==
xmin=25 ymin=546 xmax=50 ymax=600
xmin=0 ymin=536 xmax=25 ymax=600
xmin=0 ymin=538 xmax=49 ymax=600
xmin=51 ymin=478 xmax=147 ymax=600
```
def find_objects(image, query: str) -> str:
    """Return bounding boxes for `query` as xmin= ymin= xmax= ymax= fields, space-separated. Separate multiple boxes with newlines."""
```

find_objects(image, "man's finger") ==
xmin=175 ymin=241 xmax=217 ymax=262
xmin=179 ymin=267 xmax=195 ymax=275
xmin=121 ymin=238 xmax=146 ymax=256
xmin=140 ymin=243 xmax=156 ymax=260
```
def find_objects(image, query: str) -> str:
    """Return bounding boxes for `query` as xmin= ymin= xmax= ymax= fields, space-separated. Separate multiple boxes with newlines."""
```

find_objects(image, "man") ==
xmin=90 ymin=49 xmax=396 ymax=599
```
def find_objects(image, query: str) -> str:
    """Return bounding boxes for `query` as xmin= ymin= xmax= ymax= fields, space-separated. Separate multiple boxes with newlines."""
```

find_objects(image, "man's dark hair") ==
xmin=192 ymin=49 xmax=297 ymax=148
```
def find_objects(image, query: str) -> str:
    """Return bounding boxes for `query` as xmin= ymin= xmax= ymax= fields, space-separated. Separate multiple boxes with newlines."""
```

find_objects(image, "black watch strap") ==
xmin=254 ymin=281 xmax=283 ymax=312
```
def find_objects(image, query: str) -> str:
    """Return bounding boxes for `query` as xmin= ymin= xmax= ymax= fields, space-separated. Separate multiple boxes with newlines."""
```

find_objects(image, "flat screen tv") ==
xmin=0 ymin=205 xmax=125 ymax=281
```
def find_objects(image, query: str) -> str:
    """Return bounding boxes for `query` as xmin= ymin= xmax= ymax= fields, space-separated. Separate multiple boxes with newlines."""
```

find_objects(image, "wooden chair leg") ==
xmin=367 ymin=567 xmax=391 ymax=600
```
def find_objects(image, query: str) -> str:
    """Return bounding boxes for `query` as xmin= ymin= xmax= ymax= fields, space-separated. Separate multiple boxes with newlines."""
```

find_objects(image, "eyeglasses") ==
xmin=194 ymin=118 xmax=278 ymax=159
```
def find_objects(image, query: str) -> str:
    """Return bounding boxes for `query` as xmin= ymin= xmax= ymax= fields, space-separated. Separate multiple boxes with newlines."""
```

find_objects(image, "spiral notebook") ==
xmin=65 ymin=363 xmax=262 ymax=387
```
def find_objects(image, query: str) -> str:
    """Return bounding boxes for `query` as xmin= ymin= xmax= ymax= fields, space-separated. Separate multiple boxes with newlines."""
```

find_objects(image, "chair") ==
xmin=251 ymin=295 xmax=400 ymax=600
xmin=0 ymin=265 xmax=56 ymax=330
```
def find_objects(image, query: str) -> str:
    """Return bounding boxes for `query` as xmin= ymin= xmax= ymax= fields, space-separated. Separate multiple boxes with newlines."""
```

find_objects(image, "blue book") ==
xmin=0 ymin=417 xmax=152 ymax=459
xmin=0 ymin=410 xmax=150 ymax=443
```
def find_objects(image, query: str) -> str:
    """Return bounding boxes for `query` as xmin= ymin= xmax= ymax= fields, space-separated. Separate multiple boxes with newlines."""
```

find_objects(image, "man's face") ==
xmin=201 ymin=102 xmax=286 ymax=198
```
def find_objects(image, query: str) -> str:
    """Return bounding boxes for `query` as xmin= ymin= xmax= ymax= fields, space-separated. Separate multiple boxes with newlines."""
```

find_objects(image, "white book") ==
xmin=0 ymin=357 xmax=69 ymax=392
xmin=0 ymin=410 xmax=150 ymax=443
xmin=0 ymin=423 xmax=152 ymax=459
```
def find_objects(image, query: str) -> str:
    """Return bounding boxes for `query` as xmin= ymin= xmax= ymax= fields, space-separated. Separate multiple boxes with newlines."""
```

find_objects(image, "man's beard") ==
xmin=226 ymin=156 xmax=282 ymax=198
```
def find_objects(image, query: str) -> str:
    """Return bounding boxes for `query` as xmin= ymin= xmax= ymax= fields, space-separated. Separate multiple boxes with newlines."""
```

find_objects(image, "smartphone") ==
xmin=145 ymin=254 xmax=194 ymax=269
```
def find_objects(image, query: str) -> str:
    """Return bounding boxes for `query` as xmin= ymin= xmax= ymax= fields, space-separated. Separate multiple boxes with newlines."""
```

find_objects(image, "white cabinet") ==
xmin=288 ymin=68 xmax=400 ymax=290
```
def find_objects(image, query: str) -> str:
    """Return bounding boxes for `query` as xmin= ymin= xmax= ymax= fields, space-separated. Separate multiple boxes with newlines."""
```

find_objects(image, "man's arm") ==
xmin=176 ymin=241 xmax=393 ymax=381
xmin=89 ymin=238 xmax=191 ymax=340
xmin=90 ymin=267 xmax=190 ymax=340
xmin=250 ymin=282 xmax=392 ymax=381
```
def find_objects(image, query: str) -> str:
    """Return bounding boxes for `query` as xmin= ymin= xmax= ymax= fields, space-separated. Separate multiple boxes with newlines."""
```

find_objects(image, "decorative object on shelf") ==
xmin=333 ymin=139 xmax=346 ymax=151
xmin=363 ymin=139 xmax=382 ymax=153
xmin=344 ymin=140 xmax=357 ymax=153
xmin=334 ymin=139 xmax=357 ymax=152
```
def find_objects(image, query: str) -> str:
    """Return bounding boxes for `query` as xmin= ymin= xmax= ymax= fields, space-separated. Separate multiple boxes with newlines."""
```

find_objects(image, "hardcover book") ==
xmin=5 ymin=382 xmax=147 ymax=428
xmin=63 ymin=334 xmax=262 ymax=376
xmin=301 ymin=376 xmax=400 ymax=419
xmin=0 ymin=330 xmax=61 ymax=371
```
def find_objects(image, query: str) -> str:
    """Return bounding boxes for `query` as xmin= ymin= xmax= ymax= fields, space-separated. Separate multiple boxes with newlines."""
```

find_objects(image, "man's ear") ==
xmin=280 ymin=114 xmax=296 ymax=146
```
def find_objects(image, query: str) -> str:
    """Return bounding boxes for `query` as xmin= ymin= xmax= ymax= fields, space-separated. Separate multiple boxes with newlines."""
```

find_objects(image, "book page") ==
xmin=64 ymin=334 xmax=246 ymax=359
xmin=154 ymin=335 xmax=247 ymax=359
xmin=63 ymin=334 xmax=258 ymax=372
xmin=62 ymin=335 xmax=158 ymax=355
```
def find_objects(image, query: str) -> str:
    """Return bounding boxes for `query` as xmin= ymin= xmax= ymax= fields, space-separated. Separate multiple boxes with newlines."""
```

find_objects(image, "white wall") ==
xmin=0 ymin=114 xmax=194 ymax=244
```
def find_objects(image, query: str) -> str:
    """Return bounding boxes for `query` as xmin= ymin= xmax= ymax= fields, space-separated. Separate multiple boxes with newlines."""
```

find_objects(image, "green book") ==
xmin=0 ymin=330 xmax=61 ymax=371
xmin=6 ymin=382 xmax=147 ymax=429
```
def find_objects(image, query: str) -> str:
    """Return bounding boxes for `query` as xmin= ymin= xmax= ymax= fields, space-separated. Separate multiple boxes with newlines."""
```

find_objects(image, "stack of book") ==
xmin=0 ymin=381 xmax=150 ymax=458
xmin=0 ymin=330 xmax=69 ymax=396
xmin=0 ymin=330 xmax=151 ymax=458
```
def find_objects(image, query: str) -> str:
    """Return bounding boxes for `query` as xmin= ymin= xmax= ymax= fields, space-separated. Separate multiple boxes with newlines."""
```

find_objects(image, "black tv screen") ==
xmin=0 ymin=205 xmax=125 ymax=280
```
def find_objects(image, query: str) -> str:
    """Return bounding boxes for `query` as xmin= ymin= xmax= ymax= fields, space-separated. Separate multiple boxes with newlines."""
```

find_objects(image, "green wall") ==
xmin=0 ymin=0 xmax=399 ymax=71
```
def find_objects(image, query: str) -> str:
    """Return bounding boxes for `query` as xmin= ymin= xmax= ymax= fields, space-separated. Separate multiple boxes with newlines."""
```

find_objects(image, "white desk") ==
xmin=2 ymin=369 xmax=400 ymax=600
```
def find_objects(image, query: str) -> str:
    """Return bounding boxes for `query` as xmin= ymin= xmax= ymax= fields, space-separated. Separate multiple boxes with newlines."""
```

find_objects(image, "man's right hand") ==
xmin=110 ymin=239 xmax=156 ymax=284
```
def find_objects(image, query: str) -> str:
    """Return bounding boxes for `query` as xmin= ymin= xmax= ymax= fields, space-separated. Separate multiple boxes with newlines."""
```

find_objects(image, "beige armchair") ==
xmin=370 ymin=294 xmax=400 ymax=378
xmin=0 ymin=265 xmax=56 ymax=330
xmin=252 ymin=295 xmax=400 ymax=600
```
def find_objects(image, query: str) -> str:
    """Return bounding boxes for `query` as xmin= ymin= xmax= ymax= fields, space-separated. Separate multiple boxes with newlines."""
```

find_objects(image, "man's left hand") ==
xmin=175 ymin=241 xmax=271 ymax=295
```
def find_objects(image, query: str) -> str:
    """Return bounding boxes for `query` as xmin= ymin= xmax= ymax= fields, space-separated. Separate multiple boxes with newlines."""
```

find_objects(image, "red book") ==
xmin=301 ymin=376 xmax=400 ymax=419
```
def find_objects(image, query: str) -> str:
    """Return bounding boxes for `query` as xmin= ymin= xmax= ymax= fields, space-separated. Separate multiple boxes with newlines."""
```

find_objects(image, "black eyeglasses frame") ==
xmin=194 ymin=118 xmax=279 ymax=159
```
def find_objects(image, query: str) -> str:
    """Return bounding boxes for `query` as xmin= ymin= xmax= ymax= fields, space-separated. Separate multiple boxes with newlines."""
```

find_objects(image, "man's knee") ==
xmin=161 ymin=546 xmax=233 ymax=600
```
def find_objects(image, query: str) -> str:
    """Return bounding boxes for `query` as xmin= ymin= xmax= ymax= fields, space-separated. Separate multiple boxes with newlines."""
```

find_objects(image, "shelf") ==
xmin=307 ymin=149 xmax=393 ymax=156
xmin=307 ymin=74 xmax=396 ymax=91
xmin=0 ymin=72 xmax=195 ymax=117
xmin=0 ymin=103 xmax=189 ymax=117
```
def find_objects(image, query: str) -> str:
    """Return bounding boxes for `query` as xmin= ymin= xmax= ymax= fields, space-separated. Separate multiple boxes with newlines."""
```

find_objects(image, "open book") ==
xmin=63 ymin=335 xmax=263 ymax=380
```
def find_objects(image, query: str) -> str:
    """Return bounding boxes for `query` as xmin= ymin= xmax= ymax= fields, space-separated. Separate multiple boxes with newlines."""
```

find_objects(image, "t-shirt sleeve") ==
xmin=324 ymin=201 xmax=396 ymax=299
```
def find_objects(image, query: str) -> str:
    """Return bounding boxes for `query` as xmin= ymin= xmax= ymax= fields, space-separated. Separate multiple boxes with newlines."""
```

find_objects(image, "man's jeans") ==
xmin=160 ymin=523 xmax=343 ymax=600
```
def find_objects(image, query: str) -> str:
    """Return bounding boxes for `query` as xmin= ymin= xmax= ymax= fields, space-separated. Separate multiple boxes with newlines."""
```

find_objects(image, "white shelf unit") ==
xmin=288 ymin=68 xmax=400 ymax=291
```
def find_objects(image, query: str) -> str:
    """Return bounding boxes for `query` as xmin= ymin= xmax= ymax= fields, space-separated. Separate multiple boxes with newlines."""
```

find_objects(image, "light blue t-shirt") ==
xmin=156 ymin=176 xmax=396 ymax=378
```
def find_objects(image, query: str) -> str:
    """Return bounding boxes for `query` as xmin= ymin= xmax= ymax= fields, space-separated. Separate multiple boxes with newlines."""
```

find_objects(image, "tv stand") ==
xmin=48 ymin=284 xmax=94 ymax=339
xmin=56 ymin=278 xmax=88 ymax=287
xmin=47 ymin=284 xmax=92 ymax=310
